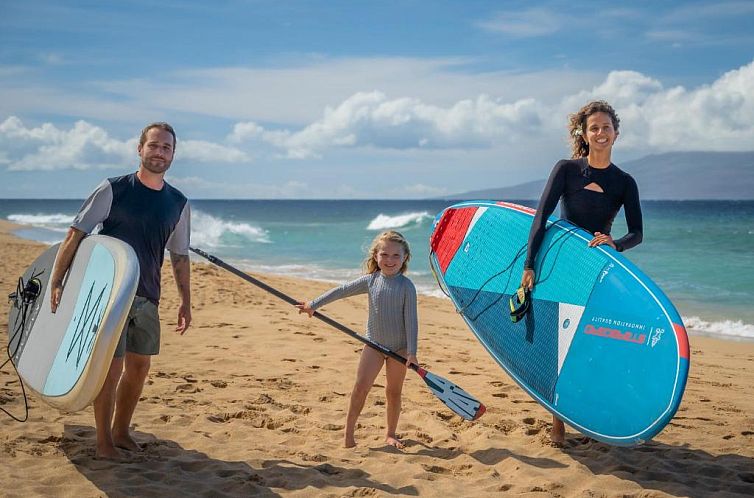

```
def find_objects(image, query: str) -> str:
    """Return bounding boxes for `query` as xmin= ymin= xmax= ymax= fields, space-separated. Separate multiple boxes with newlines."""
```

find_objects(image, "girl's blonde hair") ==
xmin=363 ymin=230 xmax=411 ymax=274
xmin=568 ymin=100 xmax=620 ymax=159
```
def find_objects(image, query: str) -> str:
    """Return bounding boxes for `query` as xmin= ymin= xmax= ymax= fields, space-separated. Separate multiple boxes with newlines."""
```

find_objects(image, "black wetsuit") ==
xmin=524 ymin=158 xmax=643 ymax=269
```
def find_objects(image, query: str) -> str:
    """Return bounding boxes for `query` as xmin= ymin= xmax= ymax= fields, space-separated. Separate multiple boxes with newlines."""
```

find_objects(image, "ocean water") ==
xmin=1 ymin=199 xmax=752 ymax=342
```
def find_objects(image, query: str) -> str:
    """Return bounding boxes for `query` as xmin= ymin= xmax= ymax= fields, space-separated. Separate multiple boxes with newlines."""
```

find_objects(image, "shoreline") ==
xmin=4 ymin=218 xmax=753 ymax=343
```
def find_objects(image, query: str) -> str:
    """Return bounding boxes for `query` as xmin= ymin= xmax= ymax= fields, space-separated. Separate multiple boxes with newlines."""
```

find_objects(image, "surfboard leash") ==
xmin=436 ymin=219 xmax=580 ymax=323
xmin=1 ymin=273 xmax=41 ymax=422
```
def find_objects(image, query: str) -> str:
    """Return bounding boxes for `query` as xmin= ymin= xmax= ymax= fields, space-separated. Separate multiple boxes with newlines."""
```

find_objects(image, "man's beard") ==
xmin=142 ymin=158 xmax=172 ymax=174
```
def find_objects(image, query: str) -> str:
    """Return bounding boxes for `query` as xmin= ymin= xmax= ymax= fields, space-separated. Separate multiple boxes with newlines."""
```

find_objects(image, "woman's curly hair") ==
xmin=568 ymin=100 xmax=620 ymax=159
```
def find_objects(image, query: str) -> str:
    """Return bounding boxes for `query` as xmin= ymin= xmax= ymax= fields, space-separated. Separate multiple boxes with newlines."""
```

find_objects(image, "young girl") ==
xmin=296 ymin=230 xmax=418 ymax=449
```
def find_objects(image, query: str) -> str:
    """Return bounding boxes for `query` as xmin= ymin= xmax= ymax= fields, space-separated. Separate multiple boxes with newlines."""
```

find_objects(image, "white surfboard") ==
xmin=7 ymin=235 xmax=139 ymax=412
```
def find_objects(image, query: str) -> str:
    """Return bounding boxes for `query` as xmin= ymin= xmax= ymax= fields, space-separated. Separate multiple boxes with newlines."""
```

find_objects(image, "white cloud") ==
xmin=0 ymin=117 xmax=250 ymax=170
xmin=0 ymin=58 xmax=596 ymax=125
xmin=478 ymin=8 xmax=565 ymax=37
xmin=231 ymin=91 xmax=546 ymax=158
xmin=227 ymin=60 xmax=754 ymax=158
xmin=4 ymin=59 xmax=754 ymax=175
xmin=178 ymin=140 xmax=251 ymax=163
xmin=568 ymin=62 xmax=754 ymax=151
xmin=0 ymin=117 xmax=134 ymax=171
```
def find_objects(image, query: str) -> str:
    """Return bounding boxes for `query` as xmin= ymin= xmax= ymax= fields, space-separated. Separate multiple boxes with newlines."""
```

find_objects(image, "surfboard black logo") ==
xmin=66 ymin=282 xmax=109 ymax=367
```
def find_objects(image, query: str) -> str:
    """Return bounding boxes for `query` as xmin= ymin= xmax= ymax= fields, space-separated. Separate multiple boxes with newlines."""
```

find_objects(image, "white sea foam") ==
xmin=417 ymin=286 xmax=450 ymax=299
xmin=367 ymin=211 xmax=432 ymax=231
xmin=191 ymin=210 xmax=271 ymax=248
xmin=216 ymin=259 xmax=362 ymax=286
xmin=7 ymin=213 xmax=74 ymax=226
xmin=218 ymin=257 xmax=448 ymax=300
xmin=683 ymin=316 xmax=754 ymax=341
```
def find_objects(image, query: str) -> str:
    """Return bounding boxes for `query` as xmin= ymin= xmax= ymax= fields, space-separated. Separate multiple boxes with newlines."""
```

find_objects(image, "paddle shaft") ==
xmin=189 ymin=247 xmax=416 ymax=370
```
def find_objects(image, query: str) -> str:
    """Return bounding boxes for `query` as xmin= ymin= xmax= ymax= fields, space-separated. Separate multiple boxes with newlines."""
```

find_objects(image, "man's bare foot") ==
xmin=113 ymin=431 xmax=142 ymax=452
xmin=95 ymin=444 xmax=123 ymax=460
xmin=386 ymin=435 xmax=405 ymax=450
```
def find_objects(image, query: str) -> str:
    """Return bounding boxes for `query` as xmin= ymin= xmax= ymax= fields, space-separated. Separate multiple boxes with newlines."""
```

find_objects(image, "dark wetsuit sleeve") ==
xmin=524 ymin=161 xmax=567 ymax=269
xmin=614 ymin=175 xmax=643 ymax=252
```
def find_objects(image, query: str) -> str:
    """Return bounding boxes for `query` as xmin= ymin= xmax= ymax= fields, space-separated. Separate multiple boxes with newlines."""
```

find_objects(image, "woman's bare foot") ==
xmin=551 ymin=416 xmax=565 ymax=446
xmin=386 ymin=435 xmax=405 ymax=450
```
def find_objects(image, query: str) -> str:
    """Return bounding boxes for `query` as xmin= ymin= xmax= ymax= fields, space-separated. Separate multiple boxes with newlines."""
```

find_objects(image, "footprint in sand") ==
xmin=321 ymin=423 xmax=344 ymax=431
xmin=435 ymin=411 xmax=454 ymax=422
xmin=421 ymin=464 xmax=451 ymax=475
xmin=297 ymin=452 xmax=328 ymax=462
xmin=415 ymin=431 xmax=433 ymax=444
xmin=345 ymin=488 xmax=379 ymax=497
xmin=494 ymin=421 xmax=516 ymax=434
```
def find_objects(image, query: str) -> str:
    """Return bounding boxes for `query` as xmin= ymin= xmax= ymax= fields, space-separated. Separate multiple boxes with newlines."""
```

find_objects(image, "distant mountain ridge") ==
xmin=441 ymin=151 xmax=754 ymax=200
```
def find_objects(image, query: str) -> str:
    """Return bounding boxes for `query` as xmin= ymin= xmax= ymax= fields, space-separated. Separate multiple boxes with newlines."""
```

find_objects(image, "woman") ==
xmin=521 ymin=100 xmax=643 ymax=445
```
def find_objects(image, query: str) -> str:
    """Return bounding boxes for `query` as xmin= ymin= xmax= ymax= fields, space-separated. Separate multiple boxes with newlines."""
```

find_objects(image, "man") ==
xmin=50 ymin=122 xmax=191 ymax=459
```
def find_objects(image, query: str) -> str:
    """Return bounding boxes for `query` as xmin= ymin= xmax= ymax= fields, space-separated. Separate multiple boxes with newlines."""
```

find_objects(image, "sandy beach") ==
xmin=2 ymin=223 xmax=753 ymax=498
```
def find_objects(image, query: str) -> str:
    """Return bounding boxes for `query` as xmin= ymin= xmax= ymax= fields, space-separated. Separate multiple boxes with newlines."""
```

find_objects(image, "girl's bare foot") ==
xmin=386 ymin=435 xmax=405 ymax=450
xmin=344 ymin=434 xmax=356 ymax=448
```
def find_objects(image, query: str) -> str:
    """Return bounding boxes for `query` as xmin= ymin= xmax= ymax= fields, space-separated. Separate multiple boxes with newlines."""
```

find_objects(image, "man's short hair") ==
xmin=139 ymin=122 xmax=177 ymax=149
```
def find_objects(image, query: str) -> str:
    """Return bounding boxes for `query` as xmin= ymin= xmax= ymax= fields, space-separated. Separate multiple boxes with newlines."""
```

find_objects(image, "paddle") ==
xmin=189 ymin=247 xmax=486 ymax=421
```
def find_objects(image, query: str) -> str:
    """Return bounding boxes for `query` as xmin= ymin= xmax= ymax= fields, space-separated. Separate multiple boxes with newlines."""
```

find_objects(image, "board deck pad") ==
xmin=430 ymin=200 xmax=690 ymax=446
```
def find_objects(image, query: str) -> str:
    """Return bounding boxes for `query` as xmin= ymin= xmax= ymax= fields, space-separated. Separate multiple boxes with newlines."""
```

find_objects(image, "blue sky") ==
xmin=1 ymin=0 xmax=753 ymax=198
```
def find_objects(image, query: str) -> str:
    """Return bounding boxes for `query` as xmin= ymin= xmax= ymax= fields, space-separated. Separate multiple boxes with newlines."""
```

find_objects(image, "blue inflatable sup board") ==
xmin=429 ymin=200 xmax=689 ymax=446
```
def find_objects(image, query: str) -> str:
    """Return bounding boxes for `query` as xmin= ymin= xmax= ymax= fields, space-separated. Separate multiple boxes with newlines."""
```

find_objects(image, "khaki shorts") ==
xmin=115 ymin=297 xmax=161 ymax=357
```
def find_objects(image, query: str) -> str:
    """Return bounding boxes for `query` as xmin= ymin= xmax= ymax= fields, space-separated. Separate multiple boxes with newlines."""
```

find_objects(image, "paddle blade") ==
xmin=415 ymin=367 xmax=486 ymax=421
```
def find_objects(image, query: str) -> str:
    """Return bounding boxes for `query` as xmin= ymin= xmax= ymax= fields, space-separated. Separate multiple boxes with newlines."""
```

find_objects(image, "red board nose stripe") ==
xmin=430 ymin=207 xmax=478 ymax=273
xmin=673 ymin=323 xmax=689 ymax=360
xmin=496 ymin=201 xmax=536 ymax=215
